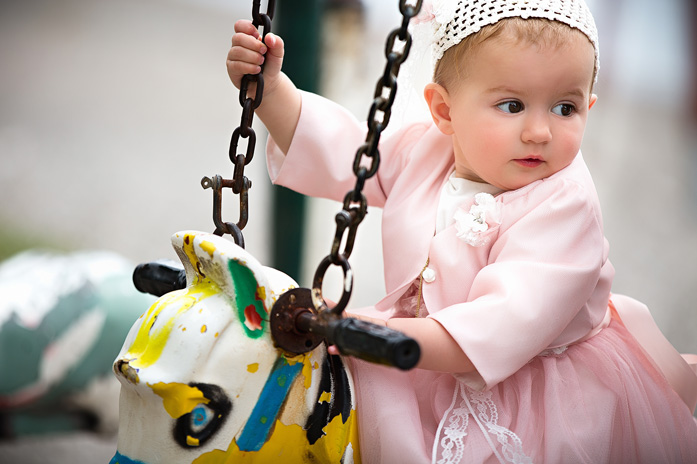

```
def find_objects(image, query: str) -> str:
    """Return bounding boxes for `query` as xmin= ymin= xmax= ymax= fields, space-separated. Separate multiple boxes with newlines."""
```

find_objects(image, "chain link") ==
xmin=201 ymin=0 xmax=422 ymax=314
xmin=313 ymin=0 xmax=423 ymax=313
xmin=202 ymin=0 xmax=275 ymax=247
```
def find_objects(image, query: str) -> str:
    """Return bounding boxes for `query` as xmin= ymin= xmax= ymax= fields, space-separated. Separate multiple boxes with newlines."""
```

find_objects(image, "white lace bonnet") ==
xmin=391 ymin=0 xmax=599 ymax=128
xmin=427 ymin=0 xmax=599 ymax=73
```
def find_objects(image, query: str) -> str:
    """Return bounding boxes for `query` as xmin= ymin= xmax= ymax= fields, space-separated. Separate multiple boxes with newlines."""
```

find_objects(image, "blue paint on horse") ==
xmin=109 ymin=451 xmax=147 ymax=464
xmin=236 ymin=356 xmax=303 ymax=452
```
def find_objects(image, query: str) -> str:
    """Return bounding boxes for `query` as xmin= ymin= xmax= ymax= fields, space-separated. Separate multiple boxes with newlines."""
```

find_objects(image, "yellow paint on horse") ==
xmin=124 ymin=281 xmax=218 ymax=369
xmin=193 ymin=411 xmax=360 ymax=464
xmin=288 ymin=353 xmax=316 ymax=390
xmin=256 ymin=286 xmax=266 ymax=302
xmin=150 ymin=382 xmax=210 ymax=419
xmin=247 ymin=363 xmax=259 ymax=373
xmin=199 ymin=240 xmax=217 ymax=258
xmin=182 ymin=233 xmax=204 ymax=285
xmin=187 ymin=436 xmax=201 ymax=447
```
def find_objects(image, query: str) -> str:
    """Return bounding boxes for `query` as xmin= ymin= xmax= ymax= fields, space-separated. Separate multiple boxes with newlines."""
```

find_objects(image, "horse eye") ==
xmin=190 ymin=404 xmax=215 ymax=434
xmin=174 ymin=383 xmax=231 ymax=448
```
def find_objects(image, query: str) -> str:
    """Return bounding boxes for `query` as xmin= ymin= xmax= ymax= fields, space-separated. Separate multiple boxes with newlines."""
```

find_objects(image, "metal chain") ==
xmin=313 ymin=0 xmax=423 ymax=315
xmin=202 ymin=0 xmax=276 ymax=248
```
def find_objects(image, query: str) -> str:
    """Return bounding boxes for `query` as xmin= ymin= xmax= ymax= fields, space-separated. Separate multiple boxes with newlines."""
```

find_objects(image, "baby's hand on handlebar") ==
xmin=227 ymin=19 xmax=285 ymax=94
xmin=327 ymin=312 xmax=388 ymax=356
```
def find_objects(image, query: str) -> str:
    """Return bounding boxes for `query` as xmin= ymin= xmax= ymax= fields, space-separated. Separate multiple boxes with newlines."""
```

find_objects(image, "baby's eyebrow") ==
xmin=484 ymin=86 xmax=587 ymax=100
xmin=484 ymin=86 xmax=522 ymax=96
xmin=561 ymin=88 xmax=587 ymax=99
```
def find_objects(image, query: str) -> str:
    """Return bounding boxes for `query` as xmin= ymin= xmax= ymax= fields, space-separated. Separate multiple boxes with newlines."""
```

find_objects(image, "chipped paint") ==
xmin=236 ymin=357 xmax=302 ymax=451
xmin=193 ymin=412 xmax=360 ymax=464
xmin=301 ymin=355 xmax=315 ymax=390
xmin=182 ymin=234 xmax=204 ymax=285
xmin=243 ymin=305 xmax=262 ymax=332
xmin=199 ymin=240 xmax=216 ymax=258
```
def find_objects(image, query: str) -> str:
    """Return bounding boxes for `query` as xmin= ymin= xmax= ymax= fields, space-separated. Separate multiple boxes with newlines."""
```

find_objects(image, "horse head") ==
xmin=110 ymin=231 xmax=358 ymax=463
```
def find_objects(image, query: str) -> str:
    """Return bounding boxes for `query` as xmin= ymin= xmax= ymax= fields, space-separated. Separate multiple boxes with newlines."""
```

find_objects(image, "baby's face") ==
xmin=444 ymin=32 xmax=596 ymax=190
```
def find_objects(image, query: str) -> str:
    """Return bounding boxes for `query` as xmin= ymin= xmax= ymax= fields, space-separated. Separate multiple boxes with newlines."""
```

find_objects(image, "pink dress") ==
xmin=267 ymin=92 xmax=697 ymax=463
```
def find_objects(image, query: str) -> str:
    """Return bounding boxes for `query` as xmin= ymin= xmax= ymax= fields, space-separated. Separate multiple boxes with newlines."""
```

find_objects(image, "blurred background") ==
xmin=0 ymin=0 xmax=695 ymax=461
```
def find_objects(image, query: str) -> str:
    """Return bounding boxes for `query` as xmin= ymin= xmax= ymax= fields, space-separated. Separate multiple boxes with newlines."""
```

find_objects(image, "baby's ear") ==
xmin=589 ymin=94 xmax=598 ymax=110
xmin=424 ymin=83 xmax=454 ymax=135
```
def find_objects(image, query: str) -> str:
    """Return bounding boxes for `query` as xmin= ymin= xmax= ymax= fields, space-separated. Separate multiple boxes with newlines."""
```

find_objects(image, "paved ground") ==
xmin=0 ymin=0 xmax=695 ymax=461
xmin=0 ymin=432 xmax=117 ymax=464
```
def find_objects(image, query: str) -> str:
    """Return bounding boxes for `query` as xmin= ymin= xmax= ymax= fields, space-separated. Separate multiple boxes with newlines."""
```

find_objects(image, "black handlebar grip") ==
xmin=329 ymin=318 xmax=420 ymax=370
xmin=133 ymin=260 xmax=187 ymax=297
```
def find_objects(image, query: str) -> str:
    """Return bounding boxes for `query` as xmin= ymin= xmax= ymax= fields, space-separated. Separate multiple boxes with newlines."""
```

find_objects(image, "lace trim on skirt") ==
xmin=432 ymin=382 xmax=532 ymax=464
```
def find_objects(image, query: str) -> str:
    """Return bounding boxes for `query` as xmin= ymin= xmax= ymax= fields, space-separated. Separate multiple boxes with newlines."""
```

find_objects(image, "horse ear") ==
xmin=170 ymin=231 xmax=296 ymax=336
xmin=170 ymin=231 xmax=203 ymax=287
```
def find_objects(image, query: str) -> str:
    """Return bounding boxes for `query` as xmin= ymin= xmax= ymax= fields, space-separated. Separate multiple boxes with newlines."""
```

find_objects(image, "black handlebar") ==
xmin=133 ymin=260 xmax=186 ymax=297
xmin=270 ymin=288 xmax=421 ymax=370
xmin=318 ymin=316 xmax=421 ymax=370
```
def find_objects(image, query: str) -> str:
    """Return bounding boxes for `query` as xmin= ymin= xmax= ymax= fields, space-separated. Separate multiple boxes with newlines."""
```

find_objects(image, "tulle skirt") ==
xmin=349 ymin=316 xmax=697 ymax=464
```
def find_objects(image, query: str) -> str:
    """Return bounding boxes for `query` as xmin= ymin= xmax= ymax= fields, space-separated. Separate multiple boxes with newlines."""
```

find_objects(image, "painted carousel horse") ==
xmin=110 ymin=231 xmax=362 ymax=463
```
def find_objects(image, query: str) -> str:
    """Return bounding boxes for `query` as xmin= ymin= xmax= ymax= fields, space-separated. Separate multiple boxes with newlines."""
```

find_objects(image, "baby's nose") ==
xmin=521 ymin=114 xmax=552 ymax=144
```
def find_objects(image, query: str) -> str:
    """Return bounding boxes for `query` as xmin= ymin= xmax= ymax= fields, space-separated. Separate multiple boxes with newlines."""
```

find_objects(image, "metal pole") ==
xmin=270 ymin=0 xmax=322 ymax=281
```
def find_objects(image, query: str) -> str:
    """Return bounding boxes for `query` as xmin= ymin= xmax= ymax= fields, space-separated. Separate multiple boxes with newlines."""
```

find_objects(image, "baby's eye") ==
xmin=497 ymin=101 xmax=524 ymax=114
xmin=552 ymin=103 xmax=576 ymax=117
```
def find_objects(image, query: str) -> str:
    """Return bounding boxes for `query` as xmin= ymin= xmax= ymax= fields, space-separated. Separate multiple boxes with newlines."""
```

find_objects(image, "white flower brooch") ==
xmin=453 ymin=193 xmax=501 ymax=247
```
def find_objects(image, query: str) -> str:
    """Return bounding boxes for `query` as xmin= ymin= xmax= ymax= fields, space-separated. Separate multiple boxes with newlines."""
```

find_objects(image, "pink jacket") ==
xmin=267 ymin=92 xmax=697 ymax=409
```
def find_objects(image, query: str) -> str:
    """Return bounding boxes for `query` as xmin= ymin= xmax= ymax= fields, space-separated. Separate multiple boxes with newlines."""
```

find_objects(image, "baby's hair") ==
xmin=433 ymin=17 xmax=598 ymax=95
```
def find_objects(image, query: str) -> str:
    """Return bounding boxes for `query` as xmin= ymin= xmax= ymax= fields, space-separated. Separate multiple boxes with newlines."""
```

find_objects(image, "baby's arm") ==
xmin=388 ymin=317 xmax=475 ymax=373
xmin=347 ymin=313 xmax=476 ymax=373
xmin=227 ymin=20 xmax=301 ymax=154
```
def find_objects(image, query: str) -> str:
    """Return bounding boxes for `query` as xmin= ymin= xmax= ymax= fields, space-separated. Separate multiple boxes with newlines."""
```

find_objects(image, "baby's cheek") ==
xmin=481 ymin=130 xmax=509 ymax=155
xmin=556 ymin=125 xmax=584 ymax=155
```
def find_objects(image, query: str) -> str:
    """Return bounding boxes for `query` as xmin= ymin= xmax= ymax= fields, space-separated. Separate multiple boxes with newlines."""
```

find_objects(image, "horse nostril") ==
xmin=115 ymin=359 xmax=140 ymax=385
